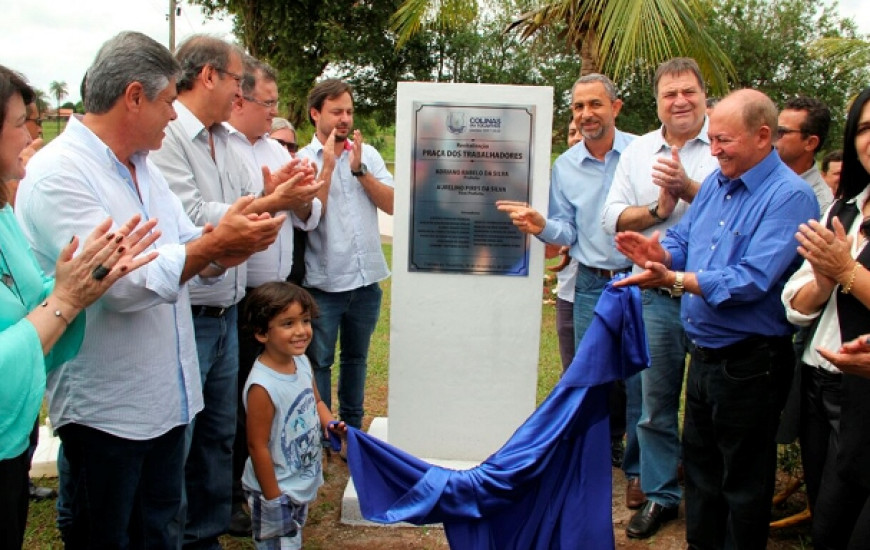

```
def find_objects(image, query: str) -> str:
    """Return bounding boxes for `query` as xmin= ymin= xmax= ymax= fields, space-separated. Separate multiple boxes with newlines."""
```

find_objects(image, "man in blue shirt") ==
xmin=296 ymin=79 xmax=394 ymax=433
xmin=615 ymin=89 xmax=819 ymax=549
xmin=498 ymin=73 xmax=634 ymax=472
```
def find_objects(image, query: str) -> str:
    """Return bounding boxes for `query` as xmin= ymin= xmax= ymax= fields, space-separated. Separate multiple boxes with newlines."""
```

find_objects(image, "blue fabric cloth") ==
xmin=662 ymin=149 xmax=819 ymax=348
xmin=538 ymin=130 xmax=634 ymax=270
xmin=346 ymin=279 xmax=648 ymax=549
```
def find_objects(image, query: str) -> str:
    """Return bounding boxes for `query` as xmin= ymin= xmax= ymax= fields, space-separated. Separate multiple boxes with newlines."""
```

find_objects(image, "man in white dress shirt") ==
xmin=602 ymin=57 xmax=719 ymax=539
xmin=150 ymin=36 xmax=321 ymax=548
xmin=224 ymin=55 xmax=322 ymax=535
xmin=15 ymin=31 xmax=283 ymax=547
xmin=296 ymin=79 xmax=394 ymax=431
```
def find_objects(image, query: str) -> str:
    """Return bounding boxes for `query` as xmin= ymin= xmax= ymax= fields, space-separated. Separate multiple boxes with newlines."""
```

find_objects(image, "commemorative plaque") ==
xmin=409 ymin=103 xmax=534 ymax=275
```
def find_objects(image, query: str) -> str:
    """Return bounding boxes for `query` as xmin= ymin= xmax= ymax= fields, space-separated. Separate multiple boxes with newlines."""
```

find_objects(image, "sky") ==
xmin=0 ymin=0 xmax=868 ymax=105
xmin=0 ymin=0 xmax=235 ymax=104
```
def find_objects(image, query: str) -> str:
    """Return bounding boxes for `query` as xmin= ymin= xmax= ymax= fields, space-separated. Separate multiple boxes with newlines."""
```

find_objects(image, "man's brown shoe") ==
xmin=626 ymin=477 xmax=647 ymax=509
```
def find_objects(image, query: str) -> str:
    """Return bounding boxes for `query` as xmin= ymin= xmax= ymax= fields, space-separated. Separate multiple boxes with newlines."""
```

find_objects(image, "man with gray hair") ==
xmin=497 ymin=73 xmax=635 ymax=472
xmin=602 ymin=57 xmax=719 ymax=538
xmin=150 ymin=35 xmax=321 ymax=547
xmin=615 ymin=89 xmax=818 ymax=549
xmin=16 ymin=31 xmax=284 ymax=547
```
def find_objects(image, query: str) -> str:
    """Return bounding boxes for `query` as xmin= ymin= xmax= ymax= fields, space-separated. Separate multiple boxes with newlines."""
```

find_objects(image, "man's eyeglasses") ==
xmin=25 ymin=117 xmax=43 ymax=127
xmin=274 ymin=138 xmax=298 ymax=153
xmin=215 ymin=67 xmax=243 ymax=85
xmin=243 ymin=96 xmax=280 ymax=109
xmin=776 ymin=127 xmax=806 ymax=139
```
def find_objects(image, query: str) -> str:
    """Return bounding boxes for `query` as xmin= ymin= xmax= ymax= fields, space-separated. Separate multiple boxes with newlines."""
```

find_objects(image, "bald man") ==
xmin=614 ymin=89 xmax=819 ymax=549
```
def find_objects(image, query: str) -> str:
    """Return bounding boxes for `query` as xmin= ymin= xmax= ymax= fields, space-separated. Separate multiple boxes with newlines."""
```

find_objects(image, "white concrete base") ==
xmin=30 ymin=424 xmax=60 ymax=478
xmin=340 ymin=417 xmax=479 ymax=527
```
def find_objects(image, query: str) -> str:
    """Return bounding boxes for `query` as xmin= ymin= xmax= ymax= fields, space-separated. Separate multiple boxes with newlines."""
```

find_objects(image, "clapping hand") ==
xmin=53 ymin=215 xmax=160 ymax=309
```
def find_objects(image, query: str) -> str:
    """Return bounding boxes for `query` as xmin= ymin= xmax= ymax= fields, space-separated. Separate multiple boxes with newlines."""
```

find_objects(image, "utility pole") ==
xmin=168 ymin=0 xmax=177 ymax=53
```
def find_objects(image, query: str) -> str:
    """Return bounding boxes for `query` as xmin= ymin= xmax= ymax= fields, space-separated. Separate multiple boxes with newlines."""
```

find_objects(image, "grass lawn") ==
xmin=25 ymin=243 xmax=565 ymax=547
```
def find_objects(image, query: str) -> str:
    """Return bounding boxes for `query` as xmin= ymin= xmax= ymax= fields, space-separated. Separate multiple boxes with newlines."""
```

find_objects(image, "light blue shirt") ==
xmin=297 ymin=137 xmax=392 ymax=292
xmin=16 ymin=116 xmax=204 ymax=440
xmin=225 ymin=125 xmax=322 ymax=287
xmin=663 ymin=149 xmax=819 ymax=348
xmin=151 ymin=101 xmax=255 ymax=307
xmin=539 ymin=130 xmax=635 ymax=270
xmin=241 ymin=355 xmax=323 ymax=503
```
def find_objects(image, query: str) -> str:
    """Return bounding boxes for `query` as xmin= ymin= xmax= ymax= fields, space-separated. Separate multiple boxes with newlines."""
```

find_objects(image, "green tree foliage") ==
xmin=703 ymin=0 xmax=868 ymax=152
xmin=394 ymin=0 xmax=735 ymax=95
xmin=31 ymin=89 xmax=49 ymax=114
xmin=599 ymin=0 xmax=869 ymax=141
xmin=191 ymin=0 xmax=435 ymax=127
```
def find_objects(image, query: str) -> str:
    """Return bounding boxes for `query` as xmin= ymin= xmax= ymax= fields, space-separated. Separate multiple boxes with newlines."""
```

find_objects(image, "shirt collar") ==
xmin=655 ymin=116 xmax=711 ymax=153
xmin=173 ymin=100 xmax=229 ymax=143
xmin=849 ymin=185 xmax=870 ymax=210
xmin=65 ymin=116 xmax=146 ymax=186
xmin=223 ymin=122 xmax=267 ymax=144
xmin=575 ymin=128 xmax=632 ymax=163
xmin=716 ymin=148 xmax=780 ymax=194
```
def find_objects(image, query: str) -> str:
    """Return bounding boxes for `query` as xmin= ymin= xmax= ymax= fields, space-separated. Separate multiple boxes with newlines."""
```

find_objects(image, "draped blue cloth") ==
xmin=346 ymin=279 xmax=649 ymax=549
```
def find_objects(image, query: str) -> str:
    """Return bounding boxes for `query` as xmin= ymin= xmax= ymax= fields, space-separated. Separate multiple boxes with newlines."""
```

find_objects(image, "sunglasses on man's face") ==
xmin=26 ymin=117 xmax=43 ymax=127
xmin=274 ymin=138 xmax=298 ymax=153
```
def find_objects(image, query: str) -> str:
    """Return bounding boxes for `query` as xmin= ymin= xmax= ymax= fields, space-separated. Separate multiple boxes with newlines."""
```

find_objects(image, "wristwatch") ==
xmin=648 ymin=200 xmax=668 ymax=223
xmin=351 ymin=163 xmax=368 ymax=177
xmin=671 ymin=271 xmax=685 ymax=297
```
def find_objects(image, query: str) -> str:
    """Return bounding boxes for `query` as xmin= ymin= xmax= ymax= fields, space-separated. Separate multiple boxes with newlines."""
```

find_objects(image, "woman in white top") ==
xmin=781 ymin=85 xmax=870 ymax=550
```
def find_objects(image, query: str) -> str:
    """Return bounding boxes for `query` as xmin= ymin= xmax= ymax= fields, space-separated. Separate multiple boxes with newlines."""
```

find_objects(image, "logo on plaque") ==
xmin=446 ymin=112 xmax=466 ymax=134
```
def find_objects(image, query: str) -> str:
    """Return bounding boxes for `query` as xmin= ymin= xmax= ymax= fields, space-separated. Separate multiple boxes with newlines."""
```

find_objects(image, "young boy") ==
xmin=240 ymin=282 xmax=347 ymax=549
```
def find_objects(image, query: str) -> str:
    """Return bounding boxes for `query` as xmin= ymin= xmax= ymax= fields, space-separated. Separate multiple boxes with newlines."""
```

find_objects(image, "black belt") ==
xmin=652 ymin=287 xmax=681 ymax=299
xmin=191 ymin=305 xmax=229 ymax=318
xmin=691 ymin=336 xmax=790 ymax=363
xmin=578 ymin=263 xmax=630 ymax=279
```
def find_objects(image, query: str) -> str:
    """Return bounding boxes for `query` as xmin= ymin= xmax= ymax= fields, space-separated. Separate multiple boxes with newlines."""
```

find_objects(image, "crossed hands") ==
xmin=653 ymin=147 xmax=692 ymax=202
xmin=260 ymin=157 xmax=323 ymax=213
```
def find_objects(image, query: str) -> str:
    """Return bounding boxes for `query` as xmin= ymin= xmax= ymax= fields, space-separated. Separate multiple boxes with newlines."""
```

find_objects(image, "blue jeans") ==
xmin=306 ymin=284 xmax=382 ymax=429
xmin=182 ymin=305 xmax=239 ymax=549
xmin=573 ymin=266 xmax=634 ymax=468
xmin=633 ymin=290 xmax=686 ymax=506
xmin=555 ymin=297 xmax=575 ymax=372
xmin=57 ymin=423 xmax=186 ymax=549
xmin=56 ymin=444 xmax=75 ymax=539
xmin=684 ymin=336 xmax=792 ymax=550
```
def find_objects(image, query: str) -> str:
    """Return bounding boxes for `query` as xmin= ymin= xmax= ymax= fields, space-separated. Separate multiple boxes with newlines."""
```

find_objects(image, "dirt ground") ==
xmin=241 ymin=453 xmax=811 ymax=550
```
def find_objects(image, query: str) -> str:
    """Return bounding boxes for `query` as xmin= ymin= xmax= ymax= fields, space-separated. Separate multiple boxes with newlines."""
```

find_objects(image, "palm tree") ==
xmin=810 ymin=37 xmax=870 ymax=76
xmin=391 ymin=0 xmax=735 ymax=95
xmin=49 ymin=80 xmax=68 ymax=134
xmin=32 ymin=89 xmax=49 ymax=115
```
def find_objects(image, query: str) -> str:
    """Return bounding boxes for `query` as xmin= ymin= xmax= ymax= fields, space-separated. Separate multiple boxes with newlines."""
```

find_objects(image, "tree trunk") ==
xmin=578 ymin=30 xmax=600 ymax=76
